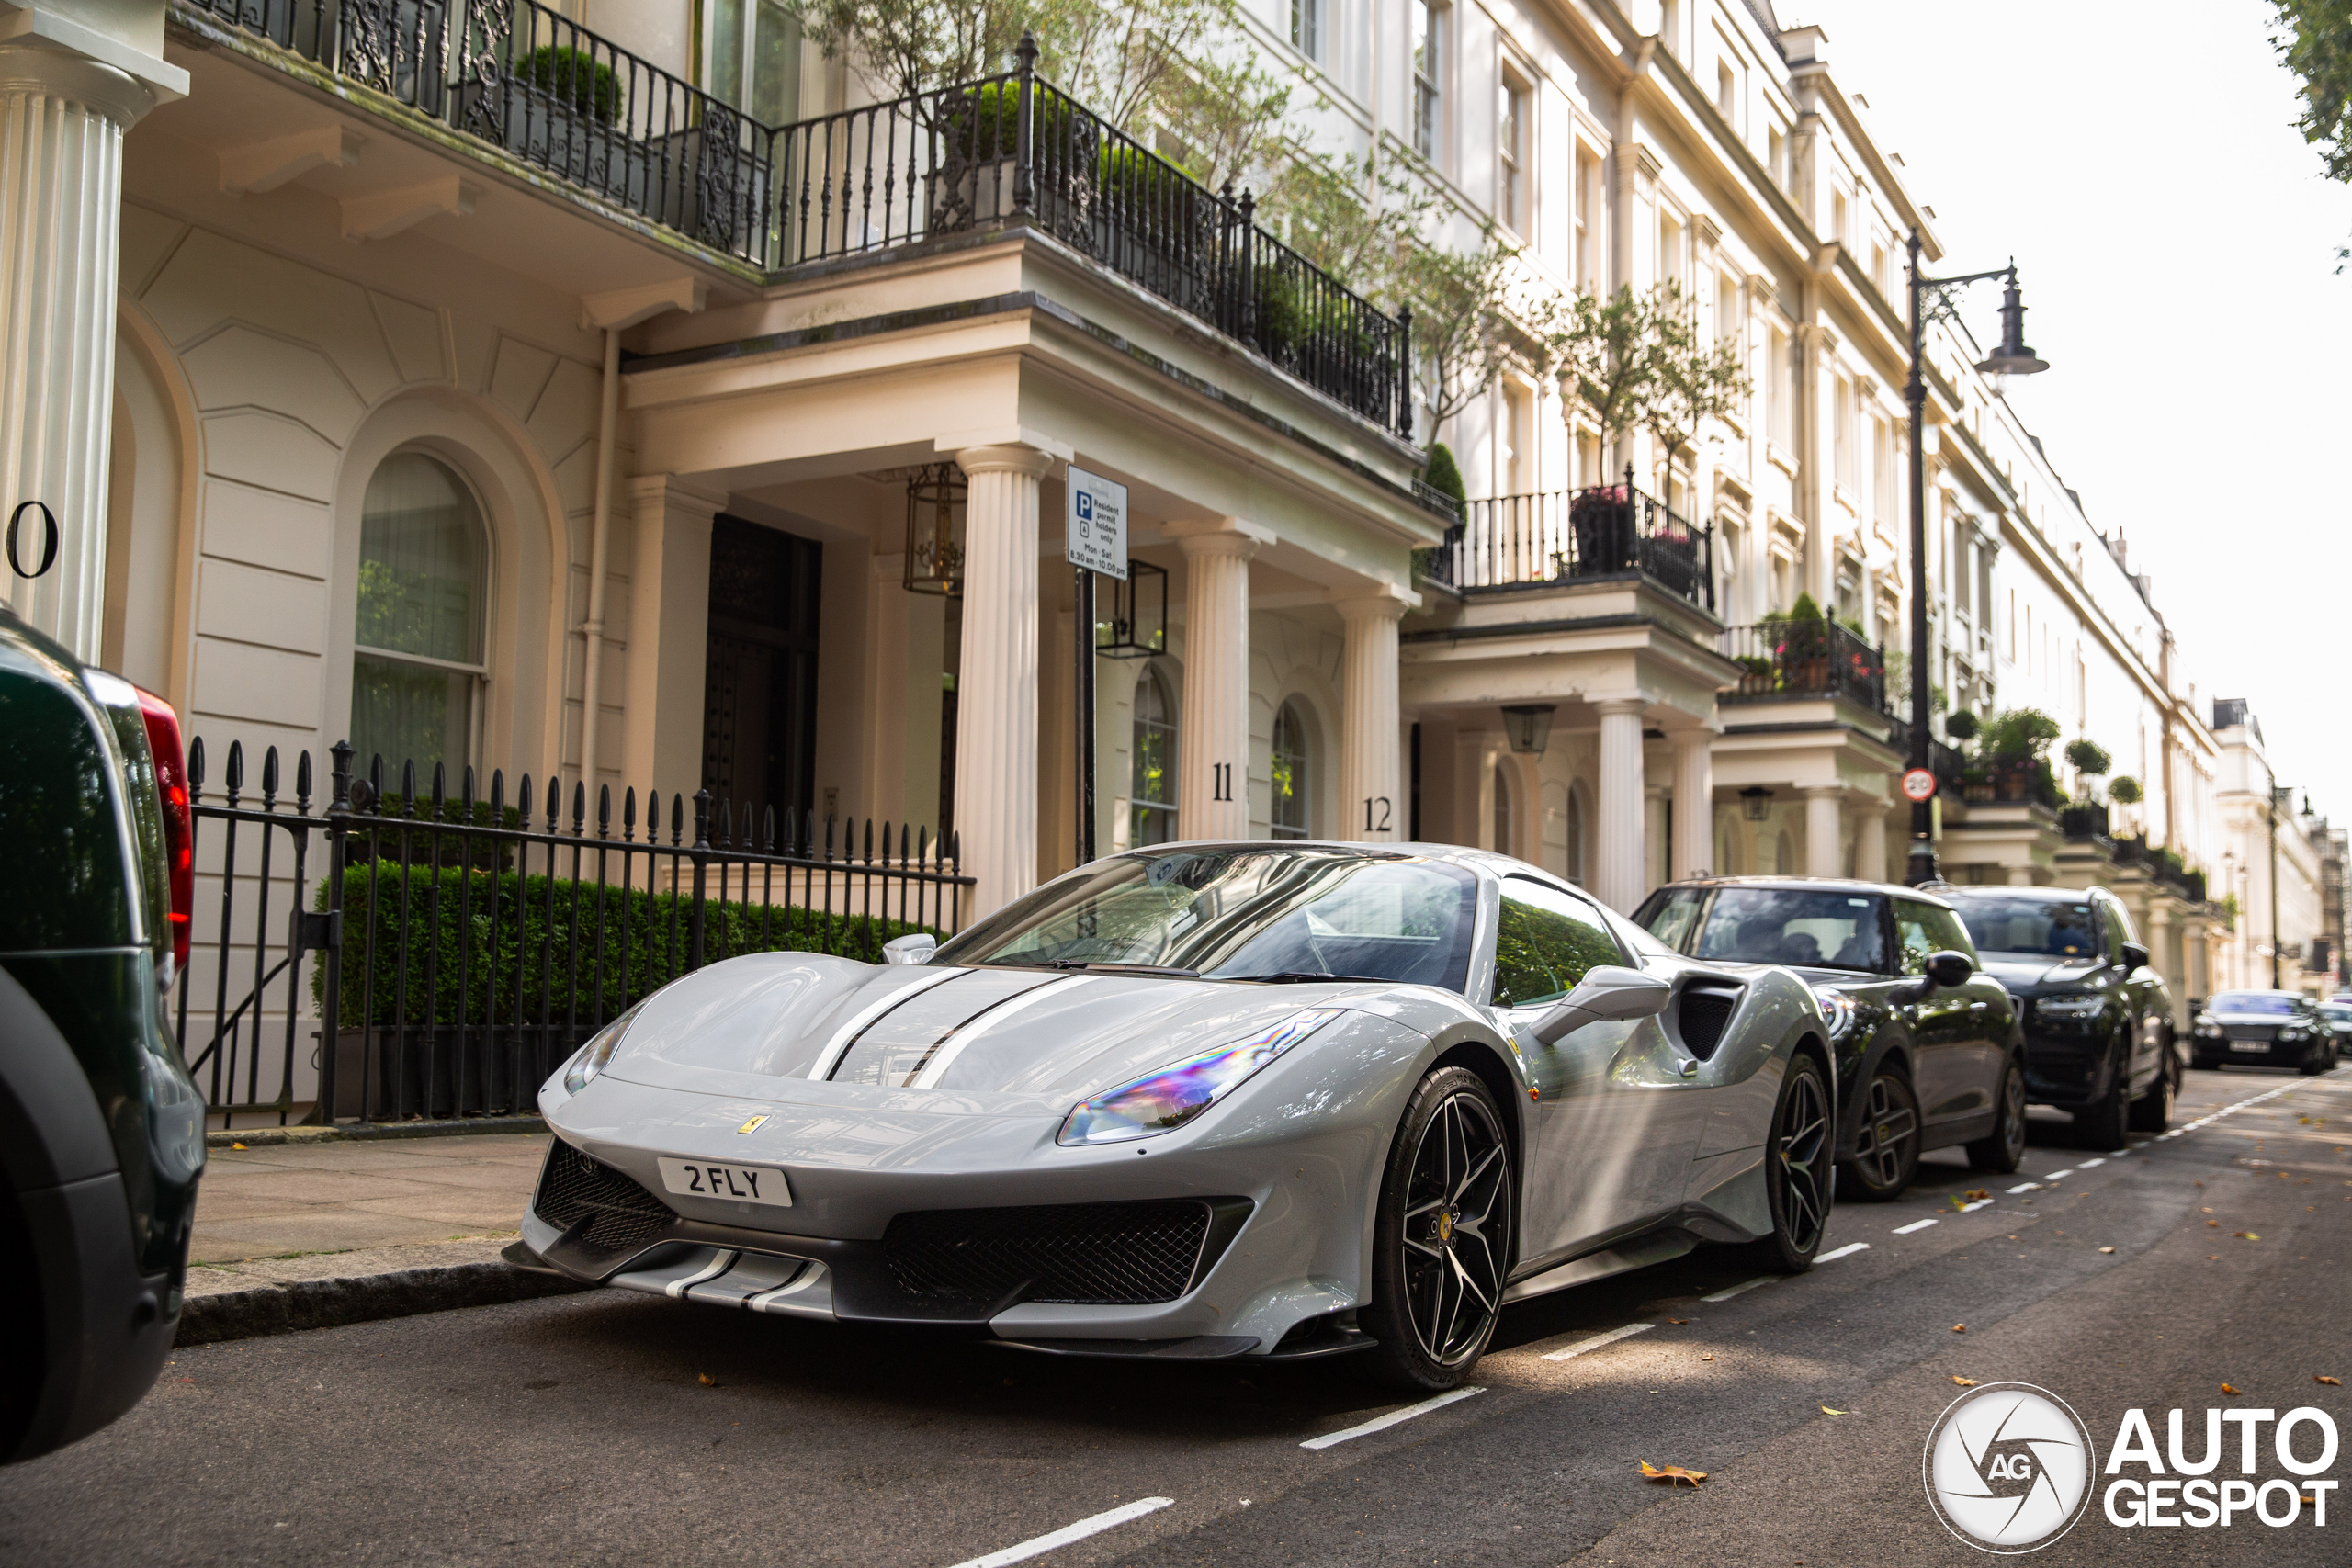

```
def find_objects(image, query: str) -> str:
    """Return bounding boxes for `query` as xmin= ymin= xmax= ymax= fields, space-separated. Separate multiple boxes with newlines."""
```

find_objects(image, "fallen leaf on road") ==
xmin=2208 ymin=1220 xmax=2221 ymax=1227
xmin=1951 ymin=1377 xmax=1980 ymax=1387
xmin=1668 ymin=1317 xmax=1690 ymax=1325
xmin=1952 ymin=1324 xmax=1967 ymax=1334
xmin=2236 ymin=1232 xmax=2260 ymax=1241
xmin=2318 ymin=1376 xmax=2343 ymax=1386
xmin=2222 ymin=1383 xmax=2242 ymax=1395
xmin=1821 ymin=1406 xmax=1848 ymax=1416
xmin=697 ymin=1373 xmax=719 ymax=1388
xmin=1639 ymin=1461 xmax=1707 ymax=1486
xmin=231 ymin=1142 xmax=247 ymax=1150
xmin=1701 ymin=1355 xmax=1715 ymax=1362
xmin=2099 ymin=1246 xmax=2116 ymax=1254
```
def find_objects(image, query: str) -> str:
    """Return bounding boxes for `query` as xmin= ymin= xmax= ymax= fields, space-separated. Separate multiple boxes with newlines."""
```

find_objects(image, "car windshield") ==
xmin=1668 ymin=888 xmax=1887 ymax=974
xmin=2210 ymin=992 xmax=2299 ymax=1016
xmin=932 ymin=847 xmax=1481 ymax=991
xmin=1949 ymin=897 xmax=2098 ymax=959
xmin=2322 ymin=1006 xmax=2352 ymax=1027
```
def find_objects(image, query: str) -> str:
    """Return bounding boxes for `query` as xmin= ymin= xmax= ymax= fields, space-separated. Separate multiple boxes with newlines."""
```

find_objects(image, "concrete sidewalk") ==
xmin=180 ymin=1132 xmax=579 ymax=1343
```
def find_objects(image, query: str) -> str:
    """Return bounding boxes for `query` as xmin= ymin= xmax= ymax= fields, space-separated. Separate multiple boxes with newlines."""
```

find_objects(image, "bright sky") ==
xmin=1796 ymin=1 xmax=2352 ymax=818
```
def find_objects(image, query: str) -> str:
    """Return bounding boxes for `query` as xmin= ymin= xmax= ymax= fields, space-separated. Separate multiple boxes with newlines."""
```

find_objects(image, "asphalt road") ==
xmin=6 ymin=1066 xmax=2349 ymax=1568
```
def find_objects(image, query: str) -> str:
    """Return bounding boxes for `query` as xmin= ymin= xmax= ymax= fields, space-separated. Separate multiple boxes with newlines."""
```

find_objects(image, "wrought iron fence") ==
xmin=1723 ymin=619 xmax=1886 ymax=710
xmin=179 ymin=5 xmax=1416 ymax=433
xmin=1419 ymin=470 xmax=1713 ymax=607
xmin=175 ymin=738 xmax=968 ymax=1129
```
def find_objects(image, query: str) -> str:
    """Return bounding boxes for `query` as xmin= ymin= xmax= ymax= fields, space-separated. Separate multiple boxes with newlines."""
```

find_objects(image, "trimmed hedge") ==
xmin=313 ymin=859 xmax=937 ymax=1027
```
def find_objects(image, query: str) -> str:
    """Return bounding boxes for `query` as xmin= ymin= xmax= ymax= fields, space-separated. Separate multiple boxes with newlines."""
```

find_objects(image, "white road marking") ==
xmin=2041 ymin=1168 xmax=2075 ymax=1180
xmin=2075 ymin=1158 xmax=2105 ymax=1169
xmin=1893 ymin=1218 xmax=1939 ymax=1235
xmin=2106 ymin=1149 xmax=2131 ymax=1156
xmin=2007 ymin=1183 xmax=2041 ymax=1194
xmin=1815 ymin=1242 xmax=1871 ymax=1263
xmin=944 ymin=1497 xmax=1175 ymax=1568
xmin=1702 ymin=1277 xmax=1777 ymax=1303
xmin=1536 ymin=1323 xmax=1656 ymax=1362
xmin=1300 ymin=1387 xmax=1485 ymax=1450
xmin=1958 ymin=1198 xmax=1996 ymax=1213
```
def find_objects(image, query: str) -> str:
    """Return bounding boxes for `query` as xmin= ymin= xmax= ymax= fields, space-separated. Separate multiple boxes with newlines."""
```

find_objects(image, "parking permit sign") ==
xmin=1066 ymin=465 xmax=1128 ymax=580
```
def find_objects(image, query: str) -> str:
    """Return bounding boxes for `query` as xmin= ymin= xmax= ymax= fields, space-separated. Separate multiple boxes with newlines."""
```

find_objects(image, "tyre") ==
xmin=1360 ymin=1066 xmax=1513 ymax=1393
xmin=2301 ymin=1047 xmax=2333 ymax=1077
xmin=2074 ymin=1046 xmax=2131 ymax=1148
xmin=1968 ymin=1053 xmax=2029 ymax=1172
xmin=2127 ymin=1045 xmax=2176 ymax=1131
xmin=1742 ymin=1053 xmax=1831 ymax=1274
xmin=1836 ymin=1066 xmax=1921 ymax=1201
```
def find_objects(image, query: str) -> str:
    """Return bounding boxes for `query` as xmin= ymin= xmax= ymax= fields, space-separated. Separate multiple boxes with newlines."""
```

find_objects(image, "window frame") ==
xmin=1412 ymin=0 xmax=1448 ymax=164
xmin=1497 ymin=68 xmax=1529 ymax=233
xmin=1289 ymin=0 xmax=1320 ymax=61
xmin=1130 ymin=662 xmax=1180 ymax=847
xmin=1270 ymin=697 xmax=1311 ymax=840
xmin=702 ymin=0 xmax=801 ymax=124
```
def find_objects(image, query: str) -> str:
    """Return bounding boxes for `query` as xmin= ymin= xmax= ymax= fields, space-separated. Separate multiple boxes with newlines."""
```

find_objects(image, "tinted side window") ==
xmin=0 ymin=672 xmax=134 ymax=949
xmin=1894 ymin=902 xmax=1977 ymax=974
xmin=1637 ymin=887 xmax=1706 ymax=953
xmin=1492 ymin=877 xmax=1624 ymax=1009
xmin=2100 ymin=897 xmax=2138 ymax=961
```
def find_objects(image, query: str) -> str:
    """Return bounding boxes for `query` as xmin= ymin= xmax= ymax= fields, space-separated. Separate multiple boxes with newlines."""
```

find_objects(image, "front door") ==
xmin=702 ymin=517 xmax=821 ymax=839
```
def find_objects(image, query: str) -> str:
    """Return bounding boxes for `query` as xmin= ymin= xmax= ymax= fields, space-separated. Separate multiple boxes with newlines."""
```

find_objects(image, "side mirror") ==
xmin=1530 ymin=965 xmax=1674 ymax=1045
xmin=1925 ymin=950 xmax=1973 ymax=989
xmin=2120 ymin=942 xmax=2150 ymax=971
xmin=882 ymin=933 xmax=938 ymax=966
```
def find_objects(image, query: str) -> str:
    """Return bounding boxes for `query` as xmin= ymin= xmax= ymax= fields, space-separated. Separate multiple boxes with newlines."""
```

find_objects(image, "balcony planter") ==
xmin=455 ymin=79 xmax=652 ymax=212
xmin=1570 ymin=487 xmax=1635 ymax=573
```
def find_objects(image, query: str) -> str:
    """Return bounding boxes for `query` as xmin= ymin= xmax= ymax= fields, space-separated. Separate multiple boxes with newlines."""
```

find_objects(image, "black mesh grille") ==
xmin=883 ymin=1201 xmax=1210 ymax=1305
xmin=534 ymin=1142 xmax=675 ymax=1260
xmin=2026 ymin=1039 xmax=2102 ymax=1085
xmin=1679 ymin=987 xmax=1738 ymax=1059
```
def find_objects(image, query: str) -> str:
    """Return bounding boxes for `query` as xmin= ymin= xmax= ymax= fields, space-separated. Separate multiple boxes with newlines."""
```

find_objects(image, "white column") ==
xmin=1170 ymin=518 xmax=1268 ymax=841
xmin=619 ymin=476 xmax=726 ymax=806
xmin=1804 ymin=785 xmax=1846 ymax=877
xmin=1336 ymin=586 xmax=1413 ymax=841
xmin=1854 ymin=799 xmax=1889 ymax=884
xmin=953 ymin=443 xmax=1058 ymax=918
xmin=1593 ymin=696 xmax=1647 ymax=912
xmin=0 ymin=17 xmax=182 ymax=659
xmin=1669 ymin=729 xmax=1713 ymax=878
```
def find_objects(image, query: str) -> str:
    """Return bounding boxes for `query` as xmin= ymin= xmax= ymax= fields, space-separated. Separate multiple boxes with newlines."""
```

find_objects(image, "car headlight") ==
xmin=2279 ymin=1027 xmax=2307 ymax=1043
xmin=1815 ymin=988 xmax=1859 ymax=1043
xmin=2193 ymin=1016 xmax=2223 ymax=1038
xmin=1058 ymin=1008 xmax=1345 ymax=1147
xmin=2036 ymin=993 xmax=2107 ymax=1022
xmin=560 ymin=1002 xmax=647 ymax=1096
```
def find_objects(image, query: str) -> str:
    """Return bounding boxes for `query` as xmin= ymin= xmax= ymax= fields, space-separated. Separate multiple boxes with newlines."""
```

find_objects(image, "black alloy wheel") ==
xmin=1745 ymin=1054 xmax=1830 ymax=1273
xmin=1838 ymin=1068 xmax=1921 ymax=1201
xmin=2128 ymin=1042 xmax=2176 ymax=1131
xmin=1969 ymin=1052 xmax=2030 ymax=1171
xmin=1362 ymin=1066 xmax=1512 ymax=1391
xmin=2074 ymin=1037 xmax=2132 ymax=1148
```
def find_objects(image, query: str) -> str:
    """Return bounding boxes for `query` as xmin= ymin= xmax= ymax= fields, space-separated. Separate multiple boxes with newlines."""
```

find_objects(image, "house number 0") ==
xmin=1363 ymin=796 xmax=1391 ymax=833
xmin=6 ymin=501 xmax=57 ymax=580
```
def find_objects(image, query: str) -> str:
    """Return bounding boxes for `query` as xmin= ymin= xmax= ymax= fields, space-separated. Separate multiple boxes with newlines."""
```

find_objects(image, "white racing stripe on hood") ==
xmin=910 ymin=974 xmax=1096 ymax=1089
xmin=806 ymin=966 xmax=965 ymax=1079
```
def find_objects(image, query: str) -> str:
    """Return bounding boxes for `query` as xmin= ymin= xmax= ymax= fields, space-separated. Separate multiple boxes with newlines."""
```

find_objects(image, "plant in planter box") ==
xmin=1568 ymin=483 xmax=1633 ymax=572
xmin=930 ymin=81 xmax=1085 ymax=227
xmin=518 ymin=45 xmax=623 ymax=123
xmin=1973 ymin=707 xmax=2060 ymax=801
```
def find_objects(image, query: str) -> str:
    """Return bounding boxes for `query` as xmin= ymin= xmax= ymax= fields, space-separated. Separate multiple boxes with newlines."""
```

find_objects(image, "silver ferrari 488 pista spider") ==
xmin=514 ymin=841 xmax=1834 ymax=1388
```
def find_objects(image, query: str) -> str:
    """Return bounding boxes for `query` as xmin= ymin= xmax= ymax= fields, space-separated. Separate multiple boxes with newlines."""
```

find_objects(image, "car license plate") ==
xmin=657 ymin=1157 xmax=792 ymax=1207
xmin=2228 ymin=1041 xmax=2268 ymax=1053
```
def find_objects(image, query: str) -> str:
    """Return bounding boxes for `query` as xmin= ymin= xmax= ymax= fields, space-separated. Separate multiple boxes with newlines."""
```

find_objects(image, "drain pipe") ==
xmin=576 ymin=324 xmax=623 ymax=790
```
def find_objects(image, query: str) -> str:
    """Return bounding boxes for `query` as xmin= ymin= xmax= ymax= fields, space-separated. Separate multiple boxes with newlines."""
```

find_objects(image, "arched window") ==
xmin=1271 ymin=700 xmax=1310 ymax=839
xmin=1131 ymin=665 xmax=1178 ymax=846
xmin=1492 ymin=761 xmax=1514 ymax=857
xmin=352 ymin=452 xmax=488 ymax=778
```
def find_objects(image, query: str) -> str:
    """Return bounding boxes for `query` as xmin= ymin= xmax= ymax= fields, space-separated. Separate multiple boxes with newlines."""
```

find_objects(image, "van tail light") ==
xmin=134 ymin=686 xmax=193 ymax=976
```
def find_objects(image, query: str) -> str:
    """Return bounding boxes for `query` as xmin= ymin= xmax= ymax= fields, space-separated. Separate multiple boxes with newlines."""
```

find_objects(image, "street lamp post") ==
xmin=1903 ymin=229 xmax=2050 ymax=886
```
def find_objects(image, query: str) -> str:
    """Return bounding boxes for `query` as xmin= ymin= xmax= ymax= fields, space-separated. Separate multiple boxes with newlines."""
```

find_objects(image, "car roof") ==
xmin=1103 ymin=839 xmax=1567 ymax=885
xmin=1645 ymin=875 xmax=1945 ymax=906
xmin=1935 ymin=884 xmax=2101 ymax=904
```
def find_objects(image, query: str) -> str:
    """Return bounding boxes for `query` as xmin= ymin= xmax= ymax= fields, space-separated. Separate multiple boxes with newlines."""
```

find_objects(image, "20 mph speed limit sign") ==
xmin=1900 ymin=767 xmax=1938 ymax=803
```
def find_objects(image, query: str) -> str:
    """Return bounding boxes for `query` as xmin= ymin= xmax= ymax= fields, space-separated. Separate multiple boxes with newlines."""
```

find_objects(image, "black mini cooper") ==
xmin=1634 ymin=877 xmax=2026 ymax=1201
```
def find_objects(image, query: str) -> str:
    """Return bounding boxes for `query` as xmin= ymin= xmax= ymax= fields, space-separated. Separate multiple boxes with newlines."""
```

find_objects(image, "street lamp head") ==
xmin=1974 ymin=273 xmax=2049 ymax=378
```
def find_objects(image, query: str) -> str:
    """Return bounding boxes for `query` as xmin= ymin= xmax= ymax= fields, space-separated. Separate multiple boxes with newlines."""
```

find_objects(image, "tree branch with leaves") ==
xmin=1637 ymin=279 xmax=1751 ymax=506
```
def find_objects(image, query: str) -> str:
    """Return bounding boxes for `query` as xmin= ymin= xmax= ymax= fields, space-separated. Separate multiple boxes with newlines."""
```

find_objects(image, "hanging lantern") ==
xmin=1500 ymin=705 xmax=1556 ymax=756
xmin=1095 ymin=558 xmax=1167 ymax=658
xmin=903 ymin=463 xmax=967 ymax=595
xmin=1740 ymin=785 xmax=1775 ymax=822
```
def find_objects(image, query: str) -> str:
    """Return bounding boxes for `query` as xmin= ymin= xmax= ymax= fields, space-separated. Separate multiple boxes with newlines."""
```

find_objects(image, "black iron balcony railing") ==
xmin=178 ymin=4 xmax=1415 ymax=435
xmin=1723 ymin=619 xmax=1886 ymax=710
xmin=1419 ymin=469 xmax=1713 ymax=608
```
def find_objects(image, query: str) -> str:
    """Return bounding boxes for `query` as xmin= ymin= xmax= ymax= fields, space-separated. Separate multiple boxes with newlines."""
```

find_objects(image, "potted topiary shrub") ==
xmin=1780 ymin=592 xmax=1833 ymax=692
xmin=1944 ymin=709 xmax=1980 ymax=743
xmin=928 ymin=81 xmax=1084 ymax=233
xmin=1569 ymin=479 xmax=1634 ymax=574
xmin=460 ymin=45 xmax=634 ymax=197
xmin=1975 ymin=707 xmax=2061 ymax=803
